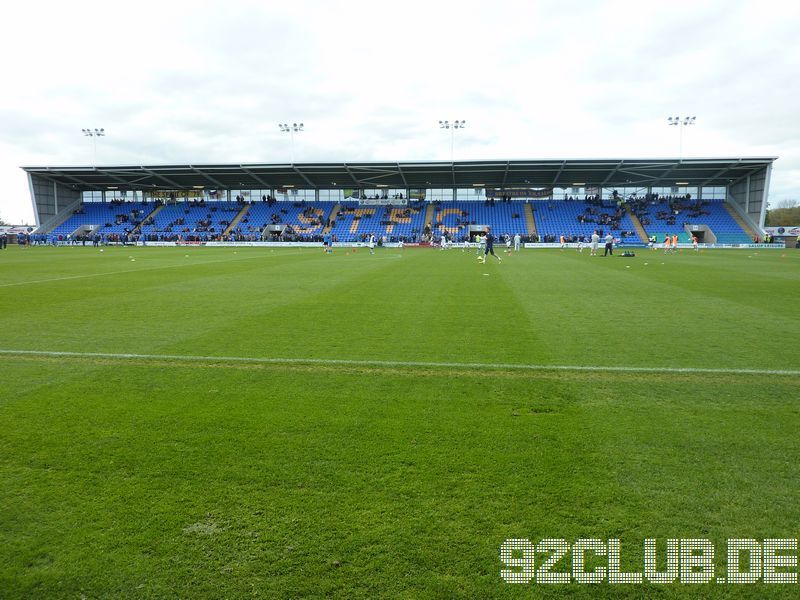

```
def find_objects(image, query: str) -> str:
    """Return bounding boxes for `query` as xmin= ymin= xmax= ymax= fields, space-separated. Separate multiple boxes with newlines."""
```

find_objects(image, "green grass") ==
xmin=1 ymin=244 xmax=799 ymax=598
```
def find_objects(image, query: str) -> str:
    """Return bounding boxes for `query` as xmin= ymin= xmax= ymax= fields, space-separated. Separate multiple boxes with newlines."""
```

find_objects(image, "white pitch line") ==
xmin=1 ymin=349 xmax=798 ymax=377
xmin=0 ymin=251 xmax=305 ymax=288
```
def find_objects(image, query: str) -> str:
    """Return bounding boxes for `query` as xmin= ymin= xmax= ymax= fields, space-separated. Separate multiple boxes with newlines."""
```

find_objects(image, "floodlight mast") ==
xmin=438 ymin=119 xmax=466 ymax=162
xmin=667 ymin=116 xmax=696 ymax=158
xmin=278 ymin=122 xmax=304 ymax=164
xmin=81 ymin=127 xmax=105 ymax=165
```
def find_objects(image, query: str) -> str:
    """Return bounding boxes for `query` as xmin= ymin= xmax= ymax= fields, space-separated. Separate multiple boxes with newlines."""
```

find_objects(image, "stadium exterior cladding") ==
xmin=22 ymin=157 xmax=775 ymax=228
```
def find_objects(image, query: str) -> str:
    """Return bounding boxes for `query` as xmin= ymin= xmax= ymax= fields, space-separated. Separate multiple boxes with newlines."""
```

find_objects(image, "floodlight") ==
xmin=666 ymin=116 xmax=698 ymax=157
xmin=279 ymin=122 xmax=305 ymax=162
xmin=438 ymin=119 xmax=466 ymax=160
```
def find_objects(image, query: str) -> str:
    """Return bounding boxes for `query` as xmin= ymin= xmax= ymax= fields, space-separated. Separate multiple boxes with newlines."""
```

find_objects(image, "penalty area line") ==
xmin=0 ymin=349 xmax=798 ymax=377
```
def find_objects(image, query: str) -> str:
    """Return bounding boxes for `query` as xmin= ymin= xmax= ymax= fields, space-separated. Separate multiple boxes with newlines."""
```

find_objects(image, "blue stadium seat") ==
xmin=50 ymin=201 xmax=155 ymax=239
xmin=429 ymin=201 xmax=528 ymax=241
xmin=532 ymin=199 xmax=641 ymax=242
xmin=329 ymin=202 xmax=426 ymax=242
xmin=635 ymin=200 xmax=751 ymax=244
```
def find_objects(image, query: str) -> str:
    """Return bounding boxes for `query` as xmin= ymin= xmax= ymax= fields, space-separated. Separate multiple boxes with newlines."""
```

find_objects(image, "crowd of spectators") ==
xmin=627 ymin=192 xmax=710 ymax=229
xmin=38 ymin=193 xmax=757 ymax=247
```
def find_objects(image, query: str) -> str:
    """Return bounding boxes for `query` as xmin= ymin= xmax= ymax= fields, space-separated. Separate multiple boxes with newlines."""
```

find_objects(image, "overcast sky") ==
xmin=1 ymin=0 xmax=798 ymax=223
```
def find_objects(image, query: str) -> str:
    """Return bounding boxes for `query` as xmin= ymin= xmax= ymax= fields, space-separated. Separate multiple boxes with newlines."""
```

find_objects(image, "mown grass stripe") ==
xmin=0 ymin=251 xmax=306 ymax=288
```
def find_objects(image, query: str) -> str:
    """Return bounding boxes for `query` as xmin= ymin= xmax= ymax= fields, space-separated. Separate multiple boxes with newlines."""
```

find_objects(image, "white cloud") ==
xmin=1 ymin=0 xmax=798 ymax=223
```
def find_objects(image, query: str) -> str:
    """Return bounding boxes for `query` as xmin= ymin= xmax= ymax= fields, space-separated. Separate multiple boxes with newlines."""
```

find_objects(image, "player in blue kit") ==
xmin=479 ymin=227 xmax=502 ymax=264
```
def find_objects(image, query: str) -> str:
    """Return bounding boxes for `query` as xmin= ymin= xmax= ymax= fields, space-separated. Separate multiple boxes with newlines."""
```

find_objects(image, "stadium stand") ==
xmin=39 ymin=194 xmax=754 ymax=246
xmin=23 ymin=158 xmax=776 ymax=247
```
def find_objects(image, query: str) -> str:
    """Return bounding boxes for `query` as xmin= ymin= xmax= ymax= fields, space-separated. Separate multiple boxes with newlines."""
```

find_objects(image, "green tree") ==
xmin=766 ymin=199 xmax=800 ymax=226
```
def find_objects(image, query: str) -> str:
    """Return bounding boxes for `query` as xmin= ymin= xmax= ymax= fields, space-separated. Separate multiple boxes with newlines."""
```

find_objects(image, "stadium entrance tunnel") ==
xmin=263 ymin=224 xmax=286 ymax=239
xmin=468 ymin=225 xmax=489 ymax=241
xmin=74 ymin=224 xmax=102 ymax=237
xmin=685 ymin=224 xmax=715 ymax=244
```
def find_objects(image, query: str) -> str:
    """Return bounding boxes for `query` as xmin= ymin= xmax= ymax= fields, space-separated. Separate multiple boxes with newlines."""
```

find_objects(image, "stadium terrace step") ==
xmin=423 ymin=203 xmax=436 ymax=237
xmin=322 ymin=204 xmax=339 ymax=235
xmin=133 ymin=203 xmax=165 ymax=234
xmin=625 ymin=205 xmax=649 ymax=243
xmin=724 ymin=202 xmax=757 ymax=241
xmin=524 ymin=203 xmax=537 ymax=236
xmin=38 ymin=197 xmax=84 ymax=234
xmin=223 ymin=203 xmax=252 ymax=236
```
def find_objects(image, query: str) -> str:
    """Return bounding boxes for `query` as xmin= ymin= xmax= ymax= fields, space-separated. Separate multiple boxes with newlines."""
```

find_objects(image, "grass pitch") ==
xmin=1 ymin=244 xmax=799 ymax=598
